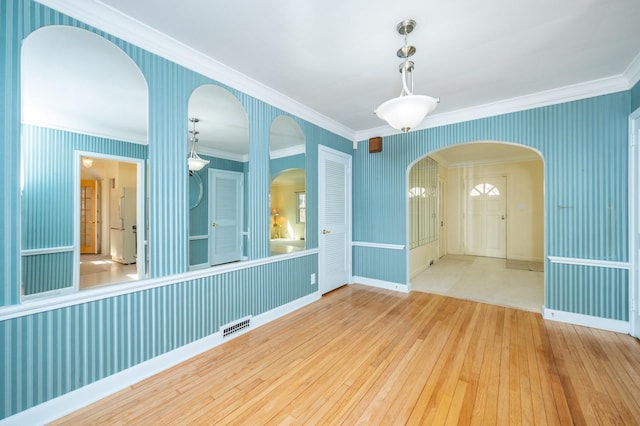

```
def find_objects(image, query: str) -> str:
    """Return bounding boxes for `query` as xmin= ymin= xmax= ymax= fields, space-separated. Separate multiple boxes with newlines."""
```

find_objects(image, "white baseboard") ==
xmin=352 ymin=276 xmax=409 ymax=293
xmin=0 ymin=292 xmax=320 ymax=426
xmin=542 ymin=306 xmax=630 ymax=334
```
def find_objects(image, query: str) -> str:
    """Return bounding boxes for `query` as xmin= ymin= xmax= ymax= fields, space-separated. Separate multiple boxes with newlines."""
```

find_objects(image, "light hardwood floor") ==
xmin=55 ymin=285 xmax=640 ymax=425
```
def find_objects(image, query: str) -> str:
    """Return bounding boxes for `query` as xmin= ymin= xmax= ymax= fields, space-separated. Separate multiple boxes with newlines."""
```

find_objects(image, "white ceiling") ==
xmin=21 ymin=25 xmax=148 ymax=144
xmin=29 ymin=0 xmax=640 ymax=145
xmin=188 ymin=84 xmax=250 ymax=158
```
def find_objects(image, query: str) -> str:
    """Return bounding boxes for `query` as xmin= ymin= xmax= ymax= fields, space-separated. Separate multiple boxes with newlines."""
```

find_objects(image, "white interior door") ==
xmin=209 ymin=169 xmax=243 ymax=266
xmin=464 ymin=176 xmax=507 ymax=258
xmin=630 ymin=109 xmax=640 ymax=338
xmin=318 ymin=145 xmax=351 ymax=294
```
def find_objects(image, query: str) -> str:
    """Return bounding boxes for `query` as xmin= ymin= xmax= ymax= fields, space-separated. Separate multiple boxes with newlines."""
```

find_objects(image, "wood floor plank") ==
xmin=528 ymin=313 xmax=569 ymax=425
xmin=457 ymin=302 xmax=492 ymax=425
xmin=588 ymin=328 xmax=640 ymax=417
xmin=547 ymin=321 xmax=598 ymax=424
xmin=522 ymin=310 xmax=549 ymax=426
xmin=573 ymin=325 xmax=638 ymax=424
xmin=496 ymin=306 xmax=512 ymax=425
xmin=53 ymin=285 xmax=640 ymax=425
xmin=507 ymin=309 xmax=523 ymax=425
xmin=428 ymin=303 xmax=481 ymax=424
xmin=406 ymin=301 xmax=479 ymax=424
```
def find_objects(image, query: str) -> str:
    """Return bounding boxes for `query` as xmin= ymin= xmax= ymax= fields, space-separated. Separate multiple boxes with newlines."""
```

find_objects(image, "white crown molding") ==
xmin=36 ymin=1 xmax=640 ymax=146
xmin=199 ymin=147 xmax=248 ymax=163
xmin=35 ymin=0 xmax=356 ymax=142
xmin=270 ymin=145 xmax=305 ymax=160
xmin=624 ymin=50 xmax=640 ymax=89
xmin=355 ymin=74 xmax=631 ymax=142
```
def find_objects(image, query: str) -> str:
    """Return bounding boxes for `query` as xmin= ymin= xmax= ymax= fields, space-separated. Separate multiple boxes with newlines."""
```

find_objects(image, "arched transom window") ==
xmin=470 ymin=183 xmax=500 ymax=197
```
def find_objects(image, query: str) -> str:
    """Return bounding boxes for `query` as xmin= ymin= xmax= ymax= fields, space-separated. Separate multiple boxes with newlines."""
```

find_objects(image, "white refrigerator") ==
xmin=110 ymin=187 xmax=137 ymax=264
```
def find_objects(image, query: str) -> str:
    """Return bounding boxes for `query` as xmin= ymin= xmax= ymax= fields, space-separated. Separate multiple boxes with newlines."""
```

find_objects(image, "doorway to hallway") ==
xmin=408 ymin=142 xmax=544 ymax=311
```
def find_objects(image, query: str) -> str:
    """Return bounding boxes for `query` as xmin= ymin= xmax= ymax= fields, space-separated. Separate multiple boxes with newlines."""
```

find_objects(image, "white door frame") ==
xmin=73 ymin=151 xmax=146 ymax=291
xmin=208 ymin=168 xmax=244 ymax=266
xmin=318 ymin=145 xmax=352 ymax=294
xmin=629 ymin=107 xmax=640 ymax=338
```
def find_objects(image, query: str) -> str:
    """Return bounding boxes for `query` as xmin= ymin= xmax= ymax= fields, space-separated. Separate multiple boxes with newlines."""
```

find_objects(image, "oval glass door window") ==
xmin=189 ymin=171 xmax=204 ymax=209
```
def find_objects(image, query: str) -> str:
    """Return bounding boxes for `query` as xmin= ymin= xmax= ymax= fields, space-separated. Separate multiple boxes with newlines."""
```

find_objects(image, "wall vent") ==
xmin=221 ymin=316 xmax=251 ymax=338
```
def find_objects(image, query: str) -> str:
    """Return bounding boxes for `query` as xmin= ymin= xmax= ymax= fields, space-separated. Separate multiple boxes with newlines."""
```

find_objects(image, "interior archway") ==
xmin=408 ymin=141 xmax=545 ymax=312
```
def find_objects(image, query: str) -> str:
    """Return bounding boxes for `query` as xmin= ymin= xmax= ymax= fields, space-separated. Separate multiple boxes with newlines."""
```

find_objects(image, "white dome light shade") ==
xmin=375 ymin=95 xmax=438 ymax=133
xmin=188 ymin=155 xmax=209 ymax=172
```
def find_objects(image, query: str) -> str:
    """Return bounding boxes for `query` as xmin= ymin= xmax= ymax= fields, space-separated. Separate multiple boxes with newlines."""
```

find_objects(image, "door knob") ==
xmin=211 ymin=223 xmax=218 ymax=227
xmin=322 ymin=229 xmax=330 ymax=235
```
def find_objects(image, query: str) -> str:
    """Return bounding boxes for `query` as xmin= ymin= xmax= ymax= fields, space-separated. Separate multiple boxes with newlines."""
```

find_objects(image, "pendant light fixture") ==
xmin=187 ymin=117 xmax=209 ymax=172
xmin=375 ymin=19 xmax=439 ymax=133
xmin=81 ymin=156 xmax=93 ymax=168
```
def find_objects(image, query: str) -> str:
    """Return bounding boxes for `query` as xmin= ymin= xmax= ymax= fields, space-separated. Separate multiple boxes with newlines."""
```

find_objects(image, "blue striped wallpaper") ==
xmin=353 ymin=246 xmax=406 ymax=284
xmin=1 ymin=254 xmax=318 ymax=418
xmin=547 ymin=263 xmax=628 ymax=320
xmin=21 ymin=252 xmax=73 ymax=295
xmin=1 ymin=0 xmax=24 ymax=306
xmin=271 ymin=153 xmax=305 ymax=178
xmin=2 ymin=0 xmax=351 ymax=419
xmin=188 ymin=239 xmax=208 ymax=266
xmin=354 ymin=92 xmax=631 ymax=314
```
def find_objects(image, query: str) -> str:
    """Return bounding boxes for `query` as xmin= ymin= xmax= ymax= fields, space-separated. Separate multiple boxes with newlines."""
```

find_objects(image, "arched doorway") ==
xmin=408 ymin=141 xmax=545 ymax=312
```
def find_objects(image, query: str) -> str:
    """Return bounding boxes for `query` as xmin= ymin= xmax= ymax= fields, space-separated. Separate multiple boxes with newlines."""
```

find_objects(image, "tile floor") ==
xmin=410 ymin=255 xmax=544 ymax=313
xmin=80 ymin=254 xmax=138 ymax=290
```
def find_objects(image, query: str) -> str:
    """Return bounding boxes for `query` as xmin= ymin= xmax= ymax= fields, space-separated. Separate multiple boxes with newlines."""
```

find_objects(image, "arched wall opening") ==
xmin=21 ymin=25 xmax=149 ymax=297
xmin=407 ymin=140 xmax=545 ymax=312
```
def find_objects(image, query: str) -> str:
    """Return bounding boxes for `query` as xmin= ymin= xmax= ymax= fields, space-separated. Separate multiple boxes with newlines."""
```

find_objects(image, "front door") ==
xmin=318 ymin=145 xmax=351 ymax=294
xmin=208 ymin=169 xmax=243 ymax=266
xmin=464 ymin=176 xmax=507 ymax=258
